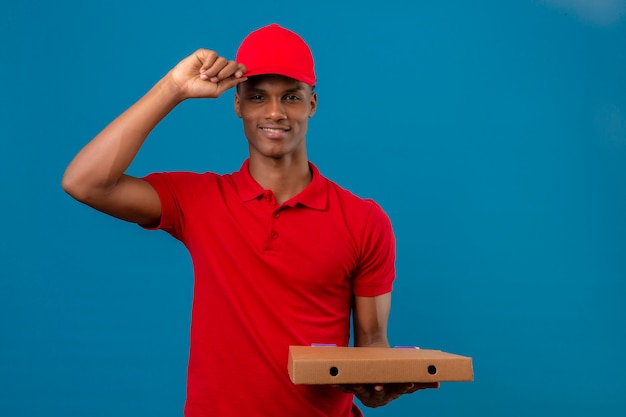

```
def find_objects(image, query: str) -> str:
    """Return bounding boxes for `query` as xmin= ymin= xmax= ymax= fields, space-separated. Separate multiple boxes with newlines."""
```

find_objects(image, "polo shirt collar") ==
xmin=233 ymin=159 xmax=327 ymax=210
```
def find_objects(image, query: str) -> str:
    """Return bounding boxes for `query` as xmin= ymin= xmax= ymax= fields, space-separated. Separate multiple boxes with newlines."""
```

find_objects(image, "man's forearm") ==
xmin=62 ymin=75 xmax=182 ymax=200
xmin=352 ymin=293 xmax=392 ymax=348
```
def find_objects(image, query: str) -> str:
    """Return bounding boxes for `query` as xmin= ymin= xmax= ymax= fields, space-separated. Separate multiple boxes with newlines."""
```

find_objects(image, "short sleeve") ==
xmin=141 ymin=172 xmax=192 ymax=241
xmin=352 ymin=202 xmax=396 ymax=297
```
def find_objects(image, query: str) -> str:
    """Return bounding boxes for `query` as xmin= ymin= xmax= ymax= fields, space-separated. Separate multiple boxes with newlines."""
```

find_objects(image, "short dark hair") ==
xmin=235 ymin=75 xmax=315 ymax=93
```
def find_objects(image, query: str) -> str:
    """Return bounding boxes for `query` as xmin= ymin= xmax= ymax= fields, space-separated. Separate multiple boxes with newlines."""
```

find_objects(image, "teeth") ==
xmin=262 ymin=128 xmax=282 ymax=133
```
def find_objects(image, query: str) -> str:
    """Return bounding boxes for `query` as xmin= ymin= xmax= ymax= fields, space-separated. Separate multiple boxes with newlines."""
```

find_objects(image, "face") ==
xmin=235 ymin=75 xmax=317 ymax=161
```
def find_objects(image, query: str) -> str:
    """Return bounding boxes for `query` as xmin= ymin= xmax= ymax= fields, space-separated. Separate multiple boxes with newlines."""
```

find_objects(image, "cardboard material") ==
xmin=288 ymin=346 xmax=473 ymax=384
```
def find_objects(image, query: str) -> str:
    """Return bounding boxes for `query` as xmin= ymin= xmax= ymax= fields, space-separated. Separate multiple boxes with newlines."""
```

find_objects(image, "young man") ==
xmin=63 ymin=24 xmax=436 ymax=416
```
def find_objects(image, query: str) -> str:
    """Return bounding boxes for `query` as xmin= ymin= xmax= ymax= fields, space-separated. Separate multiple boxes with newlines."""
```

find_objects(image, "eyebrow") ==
xmin=245 ymin=85 xmax=307 ymax=95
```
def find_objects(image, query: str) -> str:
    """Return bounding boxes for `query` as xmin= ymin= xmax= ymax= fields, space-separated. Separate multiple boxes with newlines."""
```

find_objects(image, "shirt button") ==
xmin=266 ymin=196 xmax=272 ymax=202
xmin=271 ymin=232 xmax=278 ymax=239
xmin=274 ymin=213 xmax=280 ymax=218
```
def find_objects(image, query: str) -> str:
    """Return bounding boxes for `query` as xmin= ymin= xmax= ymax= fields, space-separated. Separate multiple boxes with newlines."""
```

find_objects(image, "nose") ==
xmin=265 ymin=97 xmax=286 ymax=121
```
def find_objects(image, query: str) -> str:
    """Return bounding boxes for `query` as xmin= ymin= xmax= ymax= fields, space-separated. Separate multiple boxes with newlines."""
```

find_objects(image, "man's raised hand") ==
xmin=167 ymin=49 xmax=247 ymax=100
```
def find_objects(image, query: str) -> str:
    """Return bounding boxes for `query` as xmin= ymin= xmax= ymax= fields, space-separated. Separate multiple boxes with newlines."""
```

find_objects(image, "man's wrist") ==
xmin=159 ymin=72 xmax=189 ymax=104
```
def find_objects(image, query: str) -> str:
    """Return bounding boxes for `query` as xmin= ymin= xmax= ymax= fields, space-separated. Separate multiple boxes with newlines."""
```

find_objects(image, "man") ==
xmin=62 ymin=24 xmax=437 ymax=416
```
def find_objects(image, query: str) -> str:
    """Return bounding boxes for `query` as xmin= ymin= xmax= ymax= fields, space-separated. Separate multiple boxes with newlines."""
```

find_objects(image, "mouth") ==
xmin=261 ymin=127 xmax=285 ymax=133
xmin=259 ymin=126 xmax=290 ymax=139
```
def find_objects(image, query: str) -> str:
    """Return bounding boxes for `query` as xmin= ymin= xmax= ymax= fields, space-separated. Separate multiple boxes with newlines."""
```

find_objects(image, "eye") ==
xmin=248 ymin=95 xmax=265 ymax=102
xmin=284 ymin=95 xmax=302 ymax=102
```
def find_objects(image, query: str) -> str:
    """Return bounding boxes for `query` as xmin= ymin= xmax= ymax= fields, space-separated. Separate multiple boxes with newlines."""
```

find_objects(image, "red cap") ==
xmin=236 ymin=24 xmax=316 ymax=86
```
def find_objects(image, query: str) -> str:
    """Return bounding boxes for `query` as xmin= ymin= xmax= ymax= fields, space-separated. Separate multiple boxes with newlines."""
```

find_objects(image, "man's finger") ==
xmin=406 ymin=382 xmax=440 ymax=393
xmin=198 ymin=49 xmax=218 ymax=72
xmin=214 ymin=61 xmax=243 ymax=81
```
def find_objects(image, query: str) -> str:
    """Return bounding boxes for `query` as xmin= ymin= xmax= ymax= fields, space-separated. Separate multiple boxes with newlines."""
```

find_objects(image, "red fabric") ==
xmin=236 ymin=23 xmax=316 ymax=85
xmin=143 ymin=160 xmax=394 ymax=416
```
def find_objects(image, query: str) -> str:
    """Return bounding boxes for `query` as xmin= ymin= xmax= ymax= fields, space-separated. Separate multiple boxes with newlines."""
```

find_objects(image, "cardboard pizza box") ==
xmin=288 ymin=345 xmax=473 ymax=384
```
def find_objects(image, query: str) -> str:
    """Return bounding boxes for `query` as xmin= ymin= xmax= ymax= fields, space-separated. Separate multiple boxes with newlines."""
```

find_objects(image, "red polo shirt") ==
xmin=143 ymin=159 xmax=395 ymax=417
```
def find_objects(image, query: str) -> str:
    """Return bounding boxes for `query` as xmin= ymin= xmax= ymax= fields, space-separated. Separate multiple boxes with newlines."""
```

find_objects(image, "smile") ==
xmin=260 ymin=127 xmax=287 ymax=133
xmin=259 ymin=126 xmax=291 ymax=139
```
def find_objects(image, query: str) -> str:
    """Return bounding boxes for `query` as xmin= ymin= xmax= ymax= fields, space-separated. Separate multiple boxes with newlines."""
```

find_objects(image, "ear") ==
xmin=234 ymin=92 xmax=242 ymax=118
xmin=308 ymin=91 xmax=317 ymax=118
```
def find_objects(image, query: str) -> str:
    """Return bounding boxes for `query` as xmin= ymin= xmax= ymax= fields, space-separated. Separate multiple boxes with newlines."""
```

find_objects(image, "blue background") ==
xmin=1 ymin=0 xmax=625 ymax=416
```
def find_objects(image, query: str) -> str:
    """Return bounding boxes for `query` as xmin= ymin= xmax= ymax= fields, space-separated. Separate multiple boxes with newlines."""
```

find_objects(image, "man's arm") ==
xmin=353 ymin=293 xmax=392 ymax=348
xmin=62 ymin=49 xmax=247 ymax=225
xmin=344 ymin=293 xmax=438 ymax=408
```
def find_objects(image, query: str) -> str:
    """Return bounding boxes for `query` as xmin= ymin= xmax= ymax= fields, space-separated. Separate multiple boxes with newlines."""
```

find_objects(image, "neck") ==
xmin=248 ymin=154 xmax=312 ymax=204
